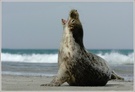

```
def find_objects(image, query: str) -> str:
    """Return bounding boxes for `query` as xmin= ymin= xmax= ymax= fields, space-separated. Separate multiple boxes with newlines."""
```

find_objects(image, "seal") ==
xmin=41 ymin=9 xmax=124 ymax=86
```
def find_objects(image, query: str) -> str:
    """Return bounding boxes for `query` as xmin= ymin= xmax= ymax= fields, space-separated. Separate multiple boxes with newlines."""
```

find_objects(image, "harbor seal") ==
xmin=41 ymin=9 xmax=124 ymax=86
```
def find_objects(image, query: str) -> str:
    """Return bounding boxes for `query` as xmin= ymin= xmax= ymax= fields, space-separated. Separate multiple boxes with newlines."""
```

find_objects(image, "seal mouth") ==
xmin=69 ymin=9 xmax=79 ymax=19
xmin=62 ymin=19 xmax=67 ymax=25
xmin=61 ymin=9 xmax=79 ymax=26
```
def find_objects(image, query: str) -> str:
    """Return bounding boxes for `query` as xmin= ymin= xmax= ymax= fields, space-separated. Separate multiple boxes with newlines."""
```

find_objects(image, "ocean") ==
xmin=1 ymin=49 xmax=134 ymax=81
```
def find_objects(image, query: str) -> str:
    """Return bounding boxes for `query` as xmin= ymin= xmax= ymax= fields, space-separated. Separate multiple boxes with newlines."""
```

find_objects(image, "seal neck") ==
xmin=72 ymin=24 xmax=84 ymax=48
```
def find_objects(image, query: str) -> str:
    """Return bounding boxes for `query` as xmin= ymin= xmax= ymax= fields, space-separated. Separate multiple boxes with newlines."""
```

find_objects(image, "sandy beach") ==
xmin=2 ymin=75 xmax=133 ymax=91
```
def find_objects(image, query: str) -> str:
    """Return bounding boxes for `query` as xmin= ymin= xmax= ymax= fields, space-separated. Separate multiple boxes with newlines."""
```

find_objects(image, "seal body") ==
xmin=41 ymin=9 xmax=124 ymax=86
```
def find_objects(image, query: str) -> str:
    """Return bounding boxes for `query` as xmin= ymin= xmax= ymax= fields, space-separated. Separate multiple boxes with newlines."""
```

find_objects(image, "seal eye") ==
xmin=71 ymin=19 xmax=75 ymax=23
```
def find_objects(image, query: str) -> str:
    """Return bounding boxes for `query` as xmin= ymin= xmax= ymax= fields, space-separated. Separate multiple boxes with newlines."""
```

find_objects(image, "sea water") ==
xmin=1 ymin=49 xmax=134 ymax=81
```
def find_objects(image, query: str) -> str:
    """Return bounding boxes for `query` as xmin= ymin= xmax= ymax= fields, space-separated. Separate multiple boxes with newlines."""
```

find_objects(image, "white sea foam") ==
xmin=1 ymin=52 xmax=134 ymax=65
xmin=1 ymin=53 xmax=58 ymax=63
xmin=97 ymin=52 xmax=134 ymax=65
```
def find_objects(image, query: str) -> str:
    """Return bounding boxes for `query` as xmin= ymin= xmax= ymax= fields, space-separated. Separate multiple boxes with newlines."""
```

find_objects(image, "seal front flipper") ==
xmin=41 ymin=63 xmax=69 ymax=86
xmin=40 ymin=74 xmax=69 ymax=86
xmin=40 ymin=76 xmax=64 ymax=86
xmin=110 ymin=70 xmax=124 ymax=80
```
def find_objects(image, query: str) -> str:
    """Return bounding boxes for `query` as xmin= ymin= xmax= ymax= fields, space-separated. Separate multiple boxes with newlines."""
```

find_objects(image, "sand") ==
xmin=1 ymin=75 xmax=133 ymax=91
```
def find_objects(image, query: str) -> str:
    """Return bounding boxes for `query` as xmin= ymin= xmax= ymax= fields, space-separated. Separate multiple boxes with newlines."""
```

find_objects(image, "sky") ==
xmin=2 ymin=2 xmax=133 ymax=49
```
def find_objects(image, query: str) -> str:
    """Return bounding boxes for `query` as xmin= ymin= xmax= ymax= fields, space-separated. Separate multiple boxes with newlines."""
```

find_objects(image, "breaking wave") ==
xmin=1 ymin=52 xmax=134 ymax=65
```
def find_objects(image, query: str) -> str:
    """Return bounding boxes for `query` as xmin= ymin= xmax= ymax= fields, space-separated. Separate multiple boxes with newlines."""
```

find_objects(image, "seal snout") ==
xmin=69 ymin=9 xmax=79 ymax=19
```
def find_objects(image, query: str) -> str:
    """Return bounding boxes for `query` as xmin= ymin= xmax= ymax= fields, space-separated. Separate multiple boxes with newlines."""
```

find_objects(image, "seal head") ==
xmin=62 ymin=9 xmax=84 ymax=48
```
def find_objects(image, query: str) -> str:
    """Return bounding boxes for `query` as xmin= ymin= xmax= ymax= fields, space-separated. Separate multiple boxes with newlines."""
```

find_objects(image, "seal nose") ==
xmin=73 ymin=9 xmax=77 ymax=13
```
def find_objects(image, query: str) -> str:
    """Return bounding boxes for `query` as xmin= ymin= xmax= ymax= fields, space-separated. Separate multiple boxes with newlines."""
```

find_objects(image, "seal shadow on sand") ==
xmin=60 ymin=84 xmax=123 ymax=87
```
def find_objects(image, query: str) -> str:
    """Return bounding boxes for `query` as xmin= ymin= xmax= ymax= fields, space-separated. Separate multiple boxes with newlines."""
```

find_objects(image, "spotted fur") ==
xmin=41 ymin=9 xmax=124 ymax=87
